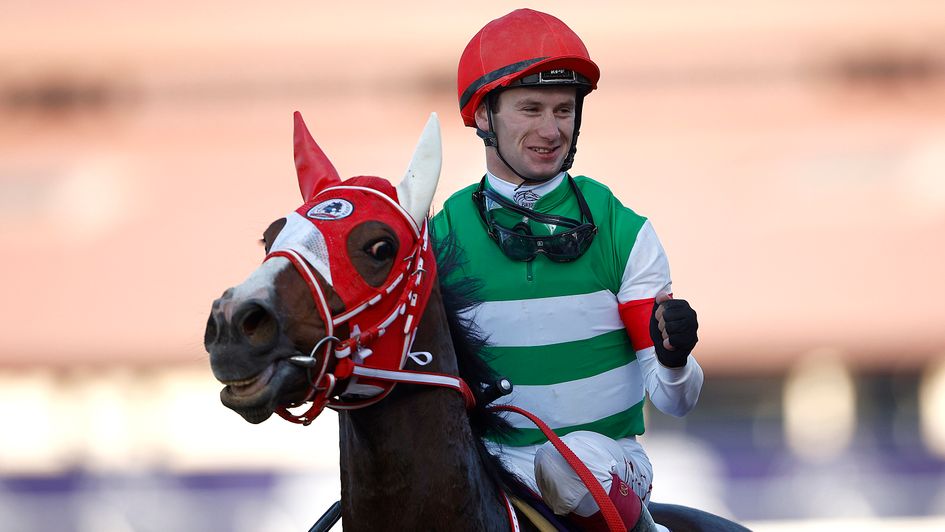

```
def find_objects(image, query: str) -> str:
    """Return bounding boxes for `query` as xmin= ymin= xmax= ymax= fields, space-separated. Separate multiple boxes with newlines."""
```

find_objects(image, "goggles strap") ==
xmin=481 ymin=186 xmax=582 ymax=227
xmin=476 ymin=176 xmax=595 ymax=231
xmin=474 ymin=176 xmax=597 ymax=262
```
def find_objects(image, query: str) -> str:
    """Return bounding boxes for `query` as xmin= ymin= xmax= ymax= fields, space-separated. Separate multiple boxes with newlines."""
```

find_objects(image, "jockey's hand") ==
xmin=649 ymin=293 xmax=698 ymax=368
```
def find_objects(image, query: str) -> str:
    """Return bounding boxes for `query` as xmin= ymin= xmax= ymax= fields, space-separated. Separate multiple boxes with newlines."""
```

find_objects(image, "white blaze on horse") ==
xmin=204 ymin=113 xmax=748 ymax=532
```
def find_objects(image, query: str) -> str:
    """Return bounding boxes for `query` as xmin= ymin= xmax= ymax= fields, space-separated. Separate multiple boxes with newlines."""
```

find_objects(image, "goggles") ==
xmin=472 ymin=176 xmax=597 ymax=263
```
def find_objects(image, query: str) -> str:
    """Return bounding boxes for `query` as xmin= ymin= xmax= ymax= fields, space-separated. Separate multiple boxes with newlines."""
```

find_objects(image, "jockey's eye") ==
xmin=365 ymin=239 xmax=396 ymax=261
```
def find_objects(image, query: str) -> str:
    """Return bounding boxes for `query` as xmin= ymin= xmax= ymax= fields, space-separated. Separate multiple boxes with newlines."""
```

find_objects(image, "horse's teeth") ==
xmin=226 ymin=364 xmax=276 ymax=396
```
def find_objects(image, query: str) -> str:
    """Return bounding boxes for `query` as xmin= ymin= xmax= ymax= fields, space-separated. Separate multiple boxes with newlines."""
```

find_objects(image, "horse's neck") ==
xmin=337 ymin=285 xmax=510 ymax=531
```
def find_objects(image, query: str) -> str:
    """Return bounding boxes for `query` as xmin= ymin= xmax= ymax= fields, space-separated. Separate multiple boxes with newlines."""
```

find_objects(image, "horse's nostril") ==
xmin=204 ymin=315 xmax=219 ymax=346
xmin=239 ymin=303 xmax=278 ymax=348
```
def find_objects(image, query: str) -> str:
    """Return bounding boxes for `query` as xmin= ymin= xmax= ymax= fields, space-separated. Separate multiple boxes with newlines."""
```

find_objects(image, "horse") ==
xmin=205 ymin=112 xmax=749 ymax=532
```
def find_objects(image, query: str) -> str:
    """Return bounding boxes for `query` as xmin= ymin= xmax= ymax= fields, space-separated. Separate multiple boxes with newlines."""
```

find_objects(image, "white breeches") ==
xmin=487 ymin=431 xmax=653 ymax=517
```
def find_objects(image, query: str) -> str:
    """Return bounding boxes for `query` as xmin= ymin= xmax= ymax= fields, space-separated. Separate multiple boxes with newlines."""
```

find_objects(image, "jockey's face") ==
xmin=476 ymin=86 xmax=577 ymax=184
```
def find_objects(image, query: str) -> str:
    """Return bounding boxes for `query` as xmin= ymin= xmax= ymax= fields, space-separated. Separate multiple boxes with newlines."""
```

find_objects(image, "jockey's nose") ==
xmin=535 ymin=111 xmax=562 ymax=141
xmin=205 ymin=293 xmax=281 ymax=354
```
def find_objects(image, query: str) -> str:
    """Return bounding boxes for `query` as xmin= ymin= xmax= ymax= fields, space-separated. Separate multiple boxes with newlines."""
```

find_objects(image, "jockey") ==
xmin=431 ymin=8 xmax=704 ymax=530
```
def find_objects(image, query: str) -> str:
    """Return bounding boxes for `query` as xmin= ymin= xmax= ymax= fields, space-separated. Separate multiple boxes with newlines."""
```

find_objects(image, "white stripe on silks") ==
xmin=494 ymin=360 xmax=645 ymax=430
xmin=459 ymin=289 xmax=623 ymax=347
xmin=617 ymin=220 xmax=672 ymax=303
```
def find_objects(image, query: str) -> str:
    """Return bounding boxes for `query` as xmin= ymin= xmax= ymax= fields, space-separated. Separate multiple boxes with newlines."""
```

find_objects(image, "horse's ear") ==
xmin=294 ymin=111 xmax=341 ymax=201
xmin=396 ymin=113 xmax=441 ymax=229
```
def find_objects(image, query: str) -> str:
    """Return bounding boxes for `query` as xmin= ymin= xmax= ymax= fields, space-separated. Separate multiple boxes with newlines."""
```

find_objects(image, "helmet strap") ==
xmin=477 ymin=90 xmax=586 ymax=187
xmin=559 ymin=91 xmax=585 ymax=173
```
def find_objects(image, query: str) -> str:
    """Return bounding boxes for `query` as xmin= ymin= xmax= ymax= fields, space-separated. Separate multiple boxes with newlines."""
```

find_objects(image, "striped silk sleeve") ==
xmin=616 ymin=219 xmax=672 ymax=346
xmin=616 ymin=220 xmax=703 ymax=417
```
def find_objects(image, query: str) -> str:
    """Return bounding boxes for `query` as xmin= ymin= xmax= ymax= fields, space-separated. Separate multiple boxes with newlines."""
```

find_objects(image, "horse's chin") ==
xmin=218 ymin=360 xmax=311 ymax=424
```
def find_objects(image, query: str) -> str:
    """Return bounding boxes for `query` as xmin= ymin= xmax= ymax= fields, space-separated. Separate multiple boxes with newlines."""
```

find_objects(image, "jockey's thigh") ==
xmin=533 ymin=431 xmax=653 ymax=517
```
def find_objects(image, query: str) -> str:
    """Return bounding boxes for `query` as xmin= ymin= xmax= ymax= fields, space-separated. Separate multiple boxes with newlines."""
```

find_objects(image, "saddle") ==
xmin=502 ymin=475 xmax=579 ymax=532
xmin=505 ymin=477 xmax=661 ymax=532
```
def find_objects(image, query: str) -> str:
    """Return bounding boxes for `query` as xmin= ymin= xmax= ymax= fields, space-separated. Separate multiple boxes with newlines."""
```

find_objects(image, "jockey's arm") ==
xmin=616 ymin=221 xmax=704 ymax=417
xmin=635 ymin=342 xmax=704 ymax=417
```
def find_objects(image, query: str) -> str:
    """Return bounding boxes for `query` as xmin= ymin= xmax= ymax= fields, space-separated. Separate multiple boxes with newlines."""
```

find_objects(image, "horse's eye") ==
xmin=365 ymin=239 xmax=396 ymax=261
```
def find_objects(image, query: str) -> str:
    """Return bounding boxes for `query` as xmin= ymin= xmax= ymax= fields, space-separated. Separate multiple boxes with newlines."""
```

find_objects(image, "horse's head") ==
xmin=205 ymin=112 xmax=442 ymax=424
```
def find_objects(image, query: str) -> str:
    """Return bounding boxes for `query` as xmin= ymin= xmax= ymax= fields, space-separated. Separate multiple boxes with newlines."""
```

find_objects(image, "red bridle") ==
xmin=265 ymin=186 xmax=474 ymax=425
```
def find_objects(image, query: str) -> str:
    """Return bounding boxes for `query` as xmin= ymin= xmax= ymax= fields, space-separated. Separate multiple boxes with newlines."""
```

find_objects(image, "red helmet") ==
xmin=457 ymin=9 xmax=600 ymax=128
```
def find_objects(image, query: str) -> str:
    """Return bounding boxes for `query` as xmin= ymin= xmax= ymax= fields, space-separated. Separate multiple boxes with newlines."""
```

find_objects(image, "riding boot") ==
xmin=568 ymin=473 xmax=652 ymax=531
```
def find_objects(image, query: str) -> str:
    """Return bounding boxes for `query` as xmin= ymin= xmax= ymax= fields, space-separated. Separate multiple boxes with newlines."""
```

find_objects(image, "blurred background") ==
xmin=2 ymin=1 xmax=945 ymax=530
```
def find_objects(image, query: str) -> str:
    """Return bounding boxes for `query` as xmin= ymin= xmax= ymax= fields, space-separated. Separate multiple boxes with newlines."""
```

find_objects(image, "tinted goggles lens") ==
xmin=490 ymin=221 xmax=597 ymax=262
xmin=474 ymin=175 xmax=598 ymax=262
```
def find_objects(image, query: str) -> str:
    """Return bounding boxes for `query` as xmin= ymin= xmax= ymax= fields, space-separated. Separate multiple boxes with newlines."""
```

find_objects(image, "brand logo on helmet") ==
xmin=307 ymin=199 xmax=354 ymax=220
xmin=542 ymin=69 xmax=575 ymax=81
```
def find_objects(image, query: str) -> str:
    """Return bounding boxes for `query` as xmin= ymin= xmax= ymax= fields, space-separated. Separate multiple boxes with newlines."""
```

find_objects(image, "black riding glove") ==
xmin=649 ymin=298 xmax=699 ymax=368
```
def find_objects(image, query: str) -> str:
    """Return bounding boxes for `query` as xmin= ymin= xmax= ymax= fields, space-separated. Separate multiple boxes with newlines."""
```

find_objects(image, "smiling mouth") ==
xmin=221 ymin=363 xmax=277 ymax=398
xmin=213 ymin=351 xmax=317 ymax=424
xmin=529 ymin=146 xmax=559 ymax=155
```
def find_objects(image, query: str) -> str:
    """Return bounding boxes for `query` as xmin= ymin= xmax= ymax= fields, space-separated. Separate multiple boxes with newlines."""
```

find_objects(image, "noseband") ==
xmin=264 ymin=186 xmax=475 ymax=425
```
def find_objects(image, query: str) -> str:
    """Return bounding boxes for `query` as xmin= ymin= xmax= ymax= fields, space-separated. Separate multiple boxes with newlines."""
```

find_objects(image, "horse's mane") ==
xmin=434 ymin=232 xmax=509 ymax=431
xmin=432 ymin=227 xmax=524 ymax=491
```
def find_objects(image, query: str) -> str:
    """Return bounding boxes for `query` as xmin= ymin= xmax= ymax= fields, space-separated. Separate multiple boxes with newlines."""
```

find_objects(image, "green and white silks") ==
xmin=432 ymin=174 xmax=703 ymax=448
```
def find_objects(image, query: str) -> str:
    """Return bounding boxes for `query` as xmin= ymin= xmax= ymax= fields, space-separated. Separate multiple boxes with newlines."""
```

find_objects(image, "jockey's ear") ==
xmin=294 ymin=111 xmax=342 ymax=201
xmin=396 ymin=113 xmax=442 ymax=230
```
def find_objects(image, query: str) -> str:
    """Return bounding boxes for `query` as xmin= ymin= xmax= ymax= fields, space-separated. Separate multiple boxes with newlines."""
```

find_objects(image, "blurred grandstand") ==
xmin=2 ymin=2 xmax=944 ymax=530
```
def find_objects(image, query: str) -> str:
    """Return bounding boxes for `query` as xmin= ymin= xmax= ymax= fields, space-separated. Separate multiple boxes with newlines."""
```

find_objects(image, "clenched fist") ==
xmin=649 ymin=293 xmax=698 ymax=368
